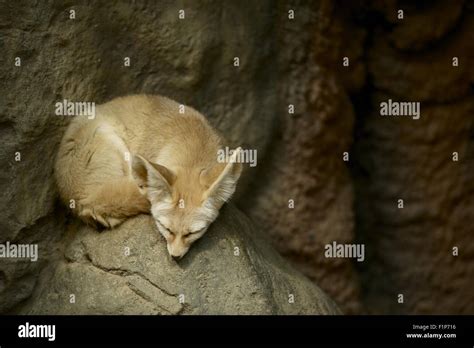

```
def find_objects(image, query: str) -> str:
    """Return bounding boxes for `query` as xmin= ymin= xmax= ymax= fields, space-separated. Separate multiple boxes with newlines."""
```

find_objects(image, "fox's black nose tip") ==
xmin=171 ymin=255 xmax=181 ymax=261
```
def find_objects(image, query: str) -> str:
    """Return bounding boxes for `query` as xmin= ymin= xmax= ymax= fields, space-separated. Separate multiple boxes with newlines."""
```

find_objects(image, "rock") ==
xmin=355 ymin=3 xmax=474 ymax=314
xmin=369 ymin=11 xmax=474 ymax=103
xmin=18 ymin=205 xmax=340 ymax=315
xmin=241 ymin=0 xmax=365 ymax=314
xmin=387 ymin=0 xmax=464 ymax=51
xmin=351 ymin=94 xmax=474 ymax=314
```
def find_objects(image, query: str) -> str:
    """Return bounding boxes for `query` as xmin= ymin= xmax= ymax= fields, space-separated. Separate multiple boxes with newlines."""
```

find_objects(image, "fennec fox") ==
xmin=55 ymin=95 xmax=242 ymax=259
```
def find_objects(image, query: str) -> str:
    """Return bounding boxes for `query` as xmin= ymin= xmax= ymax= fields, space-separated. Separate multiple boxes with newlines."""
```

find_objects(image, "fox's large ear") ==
xmin=132 ymin=155 xmax=176 ymax=200
xmin=201 ymin=147 xmax=243 ymax=204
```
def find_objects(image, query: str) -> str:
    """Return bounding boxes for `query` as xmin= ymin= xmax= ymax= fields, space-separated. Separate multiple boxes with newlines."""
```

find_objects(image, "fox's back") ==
xmin=96 ymin=95 xmax=223 ymax=169
xmin=55 ymin=95 xmax=223 ymax=204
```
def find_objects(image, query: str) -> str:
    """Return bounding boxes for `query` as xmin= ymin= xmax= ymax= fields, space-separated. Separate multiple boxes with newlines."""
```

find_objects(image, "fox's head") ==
xmin=132 ymin=148 xmax=242 ymax=260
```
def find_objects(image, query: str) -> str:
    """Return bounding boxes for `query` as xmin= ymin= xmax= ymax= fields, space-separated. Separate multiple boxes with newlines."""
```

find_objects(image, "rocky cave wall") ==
xmin=353 ymin=0 xmax=474 ymax=314
xmin=244 ymin=0 xmax=474 ymax=314
xmin=0 ymin=0 xmax=473 ymax=314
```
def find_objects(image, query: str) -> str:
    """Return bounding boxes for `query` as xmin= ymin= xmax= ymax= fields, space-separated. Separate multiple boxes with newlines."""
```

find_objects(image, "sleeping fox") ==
xmin=55 ymin=95 xmax=242 ymax=259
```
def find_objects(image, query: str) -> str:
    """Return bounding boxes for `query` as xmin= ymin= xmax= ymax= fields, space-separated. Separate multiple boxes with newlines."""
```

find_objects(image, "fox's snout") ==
xmin=167 ymin=239 xmax=190 ymax=260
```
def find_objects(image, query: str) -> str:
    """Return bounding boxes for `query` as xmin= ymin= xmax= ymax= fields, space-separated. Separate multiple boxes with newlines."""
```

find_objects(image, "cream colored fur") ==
xmin=55 ymin=95 xmax=242 ymax=258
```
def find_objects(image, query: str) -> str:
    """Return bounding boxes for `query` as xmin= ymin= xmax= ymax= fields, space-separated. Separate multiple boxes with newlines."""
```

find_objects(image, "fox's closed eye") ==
xmin=186 ymin=228 xmax=205 ymax=237
xmin=157 ymin=220 xmax=174 ymax=235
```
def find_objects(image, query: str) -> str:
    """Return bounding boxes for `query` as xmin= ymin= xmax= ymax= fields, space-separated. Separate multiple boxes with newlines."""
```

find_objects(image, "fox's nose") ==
xmin=171 ymin=254 xmax=181 ymax=261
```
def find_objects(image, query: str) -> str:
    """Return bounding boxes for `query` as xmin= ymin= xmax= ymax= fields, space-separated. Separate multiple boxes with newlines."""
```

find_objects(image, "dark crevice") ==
xmin=347 ymin=1 xmax=473 ymax=314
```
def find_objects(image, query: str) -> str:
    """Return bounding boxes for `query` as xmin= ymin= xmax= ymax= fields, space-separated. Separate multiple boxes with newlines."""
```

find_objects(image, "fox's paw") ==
xmin=79 ymin=208 xmax=125 ymax=229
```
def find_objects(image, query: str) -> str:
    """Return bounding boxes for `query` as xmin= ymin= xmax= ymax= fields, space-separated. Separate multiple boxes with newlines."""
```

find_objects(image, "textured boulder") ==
xmin=19 ymin=205 xmax=340 ymax=315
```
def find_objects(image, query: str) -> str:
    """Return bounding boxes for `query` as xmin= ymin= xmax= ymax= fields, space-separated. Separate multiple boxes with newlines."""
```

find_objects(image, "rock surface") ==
xmin=352 ymin=0 xmax=474 ymax=314
xmin=19 ymin=205 xmax=340 ymax=315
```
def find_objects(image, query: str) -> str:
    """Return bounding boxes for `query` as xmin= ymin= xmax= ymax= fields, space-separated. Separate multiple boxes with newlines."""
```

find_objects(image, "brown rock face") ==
xmin=352 ymin=1 xmax=474 ymax=314
xmin=242 ymin=0 xmax=474 ymax=314
xmin=353 ymin=96 xmax=474 ymax=314
xmin=241 ymin=1 xmax=366 ymax=314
